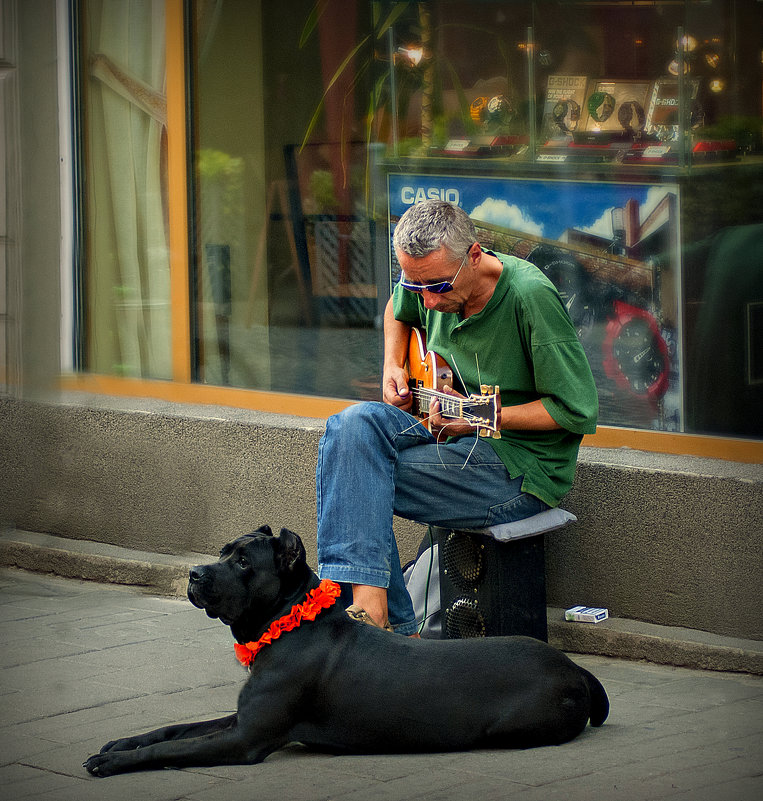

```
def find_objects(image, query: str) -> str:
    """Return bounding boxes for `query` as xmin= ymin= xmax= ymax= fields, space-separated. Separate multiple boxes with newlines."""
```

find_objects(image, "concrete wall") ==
xmin=547 ymin=450 xmax=762 ymax=641
xmin=1 ymin=393 xmax=761 ymax=641
xmin=0 ymin=394 xmax=323 ymax=556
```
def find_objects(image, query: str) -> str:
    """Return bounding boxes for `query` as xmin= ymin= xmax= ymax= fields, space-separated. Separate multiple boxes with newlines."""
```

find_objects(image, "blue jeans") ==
xmin=316 ymin=402 xmax=548 ymax=635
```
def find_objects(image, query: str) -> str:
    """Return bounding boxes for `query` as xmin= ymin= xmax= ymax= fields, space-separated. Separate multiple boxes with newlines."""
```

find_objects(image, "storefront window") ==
xmin=74 ymin=0 xmax=761 ymax=443
xmin=189 ymin=0 xmax=384 ymax=399
xmin=375 ymin=0 xmax=762 ymax=438
xmin=79 ymin=0 xmax=172 ymax=378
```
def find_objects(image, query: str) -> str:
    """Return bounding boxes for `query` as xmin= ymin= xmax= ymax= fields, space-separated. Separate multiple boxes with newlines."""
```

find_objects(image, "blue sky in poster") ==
xmin=388 ymin=174 xmax=672 ymax=243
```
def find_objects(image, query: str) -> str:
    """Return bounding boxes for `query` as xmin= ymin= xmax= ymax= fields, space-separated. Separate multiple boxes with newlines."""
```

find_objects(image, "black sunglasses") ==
xmin=399 ymin=245 xmax=473 ymax=294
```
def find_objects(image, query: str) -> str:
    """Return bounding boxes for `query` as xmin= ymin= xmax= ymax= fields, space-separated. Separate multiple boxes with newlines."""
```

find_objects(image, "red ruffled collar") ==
xmin=234 ymin=579 xmax=341 ymax=667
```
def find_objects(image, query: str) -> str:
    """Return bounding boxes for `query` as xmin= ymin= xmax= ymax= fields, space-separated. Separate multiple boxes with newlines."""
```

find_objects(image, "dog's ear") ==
xmin=253 ymin=524 xmax=273 ymax=536
xmin=273 ymin=528 xmax=305 ymax=574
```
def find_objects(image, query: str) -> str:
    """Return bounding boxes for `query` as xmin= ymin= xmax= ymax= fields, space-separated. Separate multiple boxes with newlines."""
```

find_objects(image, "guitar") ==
xmin=406 ymin=328 xmax=501 ymax=437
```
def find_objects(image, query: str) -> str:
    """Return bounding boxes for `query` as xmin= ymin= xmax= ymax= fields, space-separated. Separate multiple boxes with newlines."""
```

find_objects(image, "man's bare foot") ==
xmin=350 ymin=584 xmax=389 ymax=629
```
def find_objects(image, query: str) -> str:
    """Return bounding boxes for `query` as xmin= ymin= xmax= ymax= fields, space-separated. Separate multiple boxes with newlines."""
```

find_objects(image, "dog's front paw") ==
xmin=99 ymin=736 xmax=141 ymax=754
xmin=84 ymin=752 xmax=121 ymax=777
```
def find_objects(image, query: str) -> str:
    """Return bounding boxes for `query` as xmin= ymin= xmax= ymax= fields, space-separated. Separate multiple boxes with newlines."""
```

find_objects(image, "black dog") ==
xmin=84 ymin=525 xmax=609 ymax=776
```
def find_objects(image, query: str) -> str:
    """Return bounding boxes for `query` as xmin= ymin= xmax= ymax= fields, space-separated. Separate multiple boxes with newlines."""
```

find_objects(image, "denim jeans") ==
xmin=316 ymin=402 xmax=548 ymax=635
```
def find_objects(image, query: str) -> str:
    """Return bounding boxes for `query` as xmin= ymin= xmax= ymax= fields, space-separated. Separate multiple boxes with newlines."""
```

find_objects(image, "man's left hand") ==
xmin=428 ymin=385 xmax=476 ymax=441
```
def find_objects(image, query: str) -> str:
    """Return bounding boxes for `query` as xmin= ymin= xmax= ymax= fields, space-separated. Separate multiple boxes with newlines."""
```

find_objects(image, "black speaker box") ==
xmin=434 ymin=527 xmax=548 ymax=641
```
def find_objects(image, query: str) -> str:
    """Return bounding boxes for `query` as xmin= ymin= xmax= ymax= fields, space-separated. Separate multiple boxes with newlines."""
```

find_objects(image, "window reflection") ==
xmin=81 ymin=0 xmax=171 ymax=378
xmin=183 ymin=0 xmax=763 ymax=436
xmin=190 ymin=0 xmax=383 ymax=399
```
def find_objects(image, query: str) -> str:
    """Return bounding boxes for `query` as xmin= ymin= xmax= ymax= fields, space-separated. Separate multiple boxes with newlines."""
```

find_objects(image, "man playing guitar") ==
xmin=316 ymin=200 xmax=598 ymax=635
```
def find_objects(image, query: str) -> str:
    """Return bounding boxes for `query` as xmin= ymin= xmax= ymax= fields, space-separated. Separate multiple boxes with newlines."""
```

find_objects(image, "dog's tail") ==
xmin=581 ymin=668 xmax=609 ymax=727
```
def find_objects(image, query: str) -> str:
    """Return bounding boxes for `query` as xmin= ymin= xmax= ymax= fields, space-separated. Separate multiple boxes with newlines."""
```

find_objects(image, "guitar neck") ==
xmin=411 ymin=386 xmax=467 ymax=419
xmin=409 ymin=384 xmax=500 ymax=434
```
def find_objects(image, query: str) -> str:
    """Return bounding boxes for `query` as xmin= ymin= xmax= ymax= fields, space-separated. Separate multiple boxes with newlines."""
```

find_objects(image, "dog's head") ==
xmin=187 ymin=525 xmax=309 ymax=640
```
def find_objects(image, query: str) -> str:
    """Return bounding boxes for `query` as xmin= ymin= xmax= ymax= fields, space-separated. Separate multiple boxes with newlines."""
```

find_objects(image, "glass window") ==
xmin=184 ymin=0 xmax=761 ymax=436
xmin=79 ymin=0 xmax=172 ymax=378
xmin=74 ymin=0 xmax=760 ymax=443
xmin=189 ymin=0 xmax=384 ymax=400
xmin=376 ymin=0 xmax=763 ymax=439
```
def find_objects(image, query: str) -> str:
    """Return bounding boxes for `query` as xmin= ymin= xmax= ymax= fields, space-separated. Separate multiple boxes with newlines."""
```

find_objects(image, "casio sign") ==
xmin=401 ymin=186 xmax=461 ymax=205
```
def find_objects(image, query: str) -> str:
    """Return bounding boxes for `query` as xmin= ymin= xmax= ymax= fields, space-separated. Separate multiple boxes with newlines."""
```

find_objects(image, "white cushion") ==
xmin=467 ymin=508 xmax=577 ymax=542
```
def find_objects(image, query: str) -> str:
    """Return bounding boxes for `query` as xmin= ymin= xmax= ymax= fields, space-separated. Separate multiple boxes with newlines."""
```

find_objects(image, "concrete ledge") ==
xmin=2 ymin=393 xmax=761 ymax=641
xmin=548 ymin=611 xmax=763 ymax=676
xmin=0 ymin=529 xmax=211 ymax=598
xmin=1 ymin=529 xmax=761 ymax=675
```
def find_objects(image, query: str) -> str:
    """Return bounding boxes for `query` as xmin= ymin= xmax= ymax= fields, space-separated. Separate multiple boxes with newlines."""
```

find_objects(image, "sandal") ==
xmin=346 ymin=604 xmax=394 ymax=633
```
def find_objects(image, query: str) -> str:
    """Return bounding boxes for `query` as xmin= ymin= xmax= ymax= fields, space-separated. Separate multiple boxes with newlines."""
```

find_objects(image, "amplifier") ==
xmin=434 ymin=527 xmax=548 ymax=641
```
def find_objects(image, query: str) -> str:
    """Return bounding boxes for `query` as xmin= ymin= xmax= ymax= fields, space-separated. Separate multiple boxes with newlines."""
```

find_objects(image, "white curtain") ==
xmin=86 ymin=0 xmax=171 ymax=378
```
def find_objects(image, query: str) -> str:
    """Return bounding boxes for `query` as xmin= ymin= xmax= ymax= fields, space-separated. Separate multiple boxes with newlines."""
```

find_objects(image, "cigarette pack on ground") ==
xmin=565 ymin=605 xmax=609 ymax=623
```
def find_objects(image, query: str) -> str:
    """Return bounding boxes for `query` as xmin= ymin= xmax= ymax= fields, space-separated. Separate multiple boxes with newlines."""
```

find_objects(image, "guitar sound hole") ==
xmin=443 ymin=532 xmax=483 ymax=590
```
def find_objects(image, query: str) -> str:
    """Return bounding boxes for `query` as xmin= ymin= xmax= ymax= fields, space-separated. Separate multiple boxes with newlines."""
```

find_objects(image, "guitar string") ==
xmin=397 ymin=351 xmax=485 ymax=470
xmin=454 ymin=351 xmax=484 ymax=469
xmin=395 ymin=412 xmax=453 ymax=473
xmin=438 ymin=350 xmax=484 ymax=470
xmin=394 ymin=409 xmax=473 ymax=470
xmin=407 ymin=385 xmax=492 ymax=422
xmin=408 ymin=387 xmax=474 ymax=421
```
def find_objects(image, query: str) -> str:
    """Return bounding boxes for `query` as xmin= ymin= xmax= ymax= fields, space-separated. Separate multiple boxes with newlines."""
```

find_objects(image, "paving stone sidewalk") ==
xmin=0 ymin=567 xmax=760 ymax=801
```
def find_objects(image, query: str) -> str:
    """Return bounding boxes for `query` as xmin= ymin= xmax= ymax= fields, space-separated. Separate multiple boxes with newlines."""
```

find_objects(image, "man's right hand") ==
xmin=382 ymin=365 xmax=413 ymax=410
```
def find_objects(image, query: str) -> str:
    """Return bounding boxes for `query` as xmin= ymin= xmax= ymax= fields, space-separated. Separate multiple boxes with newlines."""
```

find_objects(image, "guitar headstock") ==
xmin=479 ymin=384 xmax=500 ymax=438
xmin=410 ymin=381 xmax=501 ymax=436
xmin=463 ymin=384 xmax=501 ymax=437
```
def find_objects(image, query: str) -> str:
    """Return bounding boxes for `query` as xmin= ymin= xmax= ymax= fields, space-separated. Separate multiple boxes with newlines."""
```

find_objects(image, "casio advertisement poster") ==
xmin=388 ymin=173 xmax=682 ymax=432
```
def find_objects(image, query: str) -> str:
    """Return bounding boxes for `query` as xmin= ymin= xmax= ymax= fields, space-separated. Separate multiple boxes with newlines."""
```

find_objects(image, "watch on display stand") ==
xmin=617 ymin=100 xmax=647 ymax=136
xmin=551 ymin=99 xmax=581 ymax=133
xmin=540 ymin=78 xmax=659 ymax=162
xmin=540 ymin=75 xmax=588 ymax=141
xmin=603 ymin=300 xmax=671 ymax=401
xmin=578 ymin=80 xmax=653 ymax=142
xmin=587 ymin=90 xmax=616 ymax=125
xmin=439 ymin=94 xmax=523 ymax=157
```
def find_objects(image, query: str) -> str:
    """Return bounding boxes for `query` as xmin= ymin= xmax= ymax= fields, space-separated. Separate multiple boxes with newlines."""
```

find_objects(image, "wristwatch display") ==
xmin=587 ymin=91 xmax=616 ymax=123
xmin=603 ymin=301 xmax=670 ymax=400
xmin=552 ymin=98 xmax=581 ymax=132
xmin=617 ymin=100 xmax=646 ymax=134
xmin=486 ymin=94 xmax=514 ymax=126
xmin=469 ymin=96 xmax=489 ymax=125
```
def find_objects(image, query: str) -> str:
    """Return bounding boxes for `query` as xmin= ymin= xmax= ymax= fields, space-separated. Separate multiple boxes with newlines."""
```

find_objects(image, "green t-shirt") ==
xmin=392 ymin=251 xmax=598 ymax=507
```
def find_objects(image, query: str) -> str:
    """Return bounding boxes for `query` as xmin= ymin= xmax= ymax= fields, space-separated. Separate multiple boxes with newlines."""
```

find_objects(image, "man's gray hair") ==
xmin=393 ymin=200 xmax=476 ymax=259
